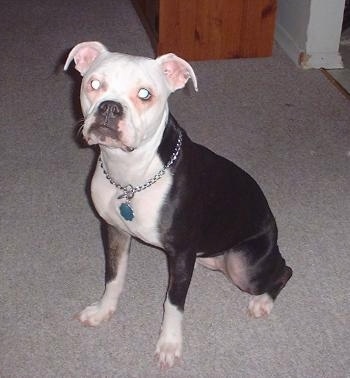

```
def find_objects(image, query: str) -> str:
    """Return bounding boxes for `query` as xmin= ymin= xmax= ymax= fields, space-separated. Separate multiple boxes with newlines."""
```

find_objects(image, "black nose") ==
xmin=98 ymin=101 xmax=123 ymax=118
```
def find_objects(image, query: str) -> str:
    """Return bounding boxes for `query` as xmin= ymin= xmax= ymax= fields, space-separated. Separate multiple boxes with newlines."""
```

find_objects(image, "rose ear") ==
xmin=156 ymin=53 xmax=198 ymax=92
xmin=64 ymin=41 xmax=108 ymax=76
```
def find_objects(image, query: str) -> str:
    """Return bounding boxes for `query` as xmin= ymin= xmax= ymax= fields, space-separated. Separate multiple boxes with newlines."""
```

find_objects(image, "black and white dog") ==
xmin=64 ymin=41 xmax=292 ymax=369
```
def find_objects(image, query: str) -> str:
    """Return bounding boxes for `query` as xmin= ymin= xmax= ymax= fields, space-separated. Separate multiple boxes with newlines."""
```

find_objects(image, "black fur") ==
xmin=157 ymin=114 xmax=292 ymax=310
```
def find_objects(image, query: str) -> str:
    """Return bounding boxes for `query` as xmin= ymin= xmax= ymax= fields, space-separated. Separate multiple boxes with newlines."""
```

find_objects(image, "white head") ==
xmin=64 ymin=41 xmax=197 ymax=151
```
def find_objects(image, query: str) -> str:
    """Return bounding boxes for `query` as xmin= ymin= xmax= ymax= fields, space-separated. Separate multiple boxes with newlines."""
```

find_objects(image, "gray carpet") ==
xmin=1 ymin=1 xmax=349 ymax=377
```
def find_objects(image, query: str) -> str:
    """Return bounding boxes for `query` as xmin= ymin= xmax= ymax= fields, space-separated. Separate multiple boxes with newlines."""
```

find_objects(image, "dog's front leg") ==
xmin=77 ymin=224 xmax=131 ymax=326
xmin=155 ymin=251 xmax=196 ymax=369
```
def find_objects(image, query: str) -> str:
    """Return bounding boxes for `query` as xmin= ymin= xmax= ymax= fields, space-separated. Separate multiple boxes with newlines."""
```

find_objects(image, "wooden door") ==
xmin=157 ymin=0 xmax=277 ymax=60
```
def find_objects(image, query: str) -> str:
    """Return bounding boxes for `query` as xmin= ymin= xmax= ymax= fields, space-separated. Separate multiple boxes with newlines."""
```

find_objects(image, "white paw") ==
xmin=248 ymin=293 xmax=274 ymax=318
xmin=75 ymin=301 xmax=116 ymax=326
xmin=155 ymin=335 xmax=182 ymax=369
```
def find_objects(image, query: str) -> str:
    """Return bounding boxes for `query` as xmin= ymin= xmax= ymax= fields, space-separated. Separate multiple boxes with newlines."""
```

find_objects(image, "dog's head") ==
xmin=64 ymin=41 xmax=197 ymax=151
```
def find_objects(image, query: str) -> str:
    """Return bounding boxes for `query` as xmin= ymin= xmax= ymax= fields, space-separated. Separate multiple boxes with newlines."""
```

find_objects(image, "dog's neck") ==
xmin=99 ymin=108 xmax=169 ymax=187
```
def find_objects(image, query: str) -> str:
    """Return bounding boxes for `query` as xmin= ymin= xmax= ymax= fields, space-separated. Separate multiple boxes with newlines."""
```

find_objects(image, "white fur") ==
xmin=155 ymin=298 xmax=183 ymax=369
xmin=80 ymin=54 xmax=171 ymax=150
xmin=90 ymin=112 xmax=172 ymax=247
xmin=77 ymin=249 xmax=129 ymax=326
xmin=91 ymin=165 xmax=172 ymax=247
xmin=248 ymin=293 xmax=274 ymax=318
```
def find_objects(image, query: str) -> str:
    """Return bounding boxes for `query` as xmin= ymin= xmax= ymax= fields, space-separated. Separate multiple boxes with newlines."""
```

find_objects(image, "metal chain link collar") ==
xmin=98 ymin=130 xmax=183 ymax=201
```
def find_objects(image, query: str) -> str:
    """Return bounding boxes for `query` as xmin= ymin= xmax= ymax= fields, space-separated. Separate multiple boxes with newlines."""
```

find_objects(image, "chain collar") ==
xmin=99 ymin=130 xmax=182 ymax=202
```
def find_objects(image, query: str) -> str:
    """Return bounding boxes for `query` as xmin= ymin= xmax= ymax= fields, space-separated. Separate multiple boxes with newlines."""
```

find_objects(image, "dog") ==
xmin=64 ymin=41 xmax=292 ymax=369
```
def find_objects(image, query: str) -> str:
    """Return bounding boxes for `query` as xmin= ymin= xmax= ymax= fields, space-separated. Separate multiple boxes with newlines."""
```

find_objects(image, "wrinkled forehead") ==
xmin=86 ymin=52 xmax=166 ymax=91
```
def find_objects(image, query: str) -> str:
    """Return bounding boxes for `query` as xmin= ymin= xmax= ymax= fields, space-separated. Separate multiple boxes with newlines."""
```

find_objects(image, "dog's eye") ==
xmin=138 ymin=88 xmax=152 ymax=101
xmin=91 ymin=79 xmax=101 ymax=90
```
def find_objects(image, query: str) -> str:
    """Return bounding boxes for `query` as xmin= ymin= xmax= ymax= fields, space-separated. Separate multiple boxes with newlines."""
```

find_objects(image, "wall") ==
xmin=275 ymin=0 xmax=345 ymax=68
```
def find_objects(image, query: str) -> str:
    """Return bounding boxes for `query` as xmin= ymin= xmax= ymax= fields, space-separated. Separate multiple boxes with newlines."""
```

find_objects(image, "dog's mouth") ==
xmin=82 ymin=100 xmax=136 ymax=151
xmin=89 ymin=122 xmax=121 ymax=141
xmin=83 ymin=122 xmax=135 ymax=152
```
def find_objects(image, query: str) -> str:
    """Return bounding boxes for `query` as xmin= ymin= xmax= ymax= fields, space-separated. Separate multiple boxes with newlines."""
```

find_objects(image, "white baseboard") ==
xmin=274 ymin=23 xmax=302 ymax=66
xmin=300 ymin=51 xmax=343 ymax=69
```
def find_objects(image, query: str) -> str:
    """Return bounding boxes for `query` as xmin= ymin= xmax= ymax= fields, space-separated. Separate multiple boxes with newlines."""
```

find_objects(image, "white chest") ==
xmin=90 ymin=161 xmax=172 ymax=248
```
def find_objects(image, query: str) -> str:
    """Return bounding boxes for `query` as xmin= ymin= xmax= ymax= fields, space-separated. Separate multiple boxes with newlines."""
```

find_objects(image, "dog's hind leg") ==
xmin=224 ymin=235 xmax=292 ymax=318
xmin=77 ymin=224 xmax=131 ymax=326
xmin=247 ymin=262 xmax=292 ymax=318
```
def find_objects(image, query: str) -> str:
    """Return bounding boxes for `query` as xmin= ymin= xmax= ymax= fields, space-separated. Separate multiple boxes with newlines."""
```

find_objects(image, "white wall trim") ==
xmin=300 ymin=51 xmax=343 ymax=69
xmin=275 ymin=22 xmax=302 ymax=66
xmin=303 ymin=0 xmax=344 ymax=69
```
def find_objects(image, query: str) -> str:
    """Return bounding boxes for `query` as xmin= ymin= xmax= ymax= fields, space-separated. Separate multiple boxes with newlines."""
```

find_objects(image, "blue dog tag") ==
xmin=119 ymin=202 xmax=134 ymax=221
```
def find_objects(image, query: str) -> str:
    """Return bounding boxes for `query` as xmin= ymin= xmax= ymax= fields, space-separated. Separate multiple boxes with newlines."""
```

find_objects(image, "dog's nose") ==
xmin=98 ymin=101 xmax=123 ymax=119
